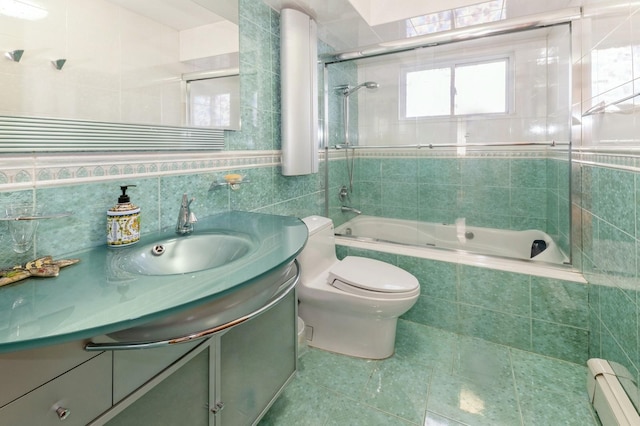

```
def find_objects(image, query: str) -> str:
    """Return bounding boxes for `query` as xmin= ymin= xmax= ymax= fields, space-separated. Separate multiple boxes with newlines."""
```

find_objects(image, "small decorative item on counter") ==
xmin=107 ymin=185 xmax=140 ymax=247
xmin=0 ymin=256 xmax=80 ymax=287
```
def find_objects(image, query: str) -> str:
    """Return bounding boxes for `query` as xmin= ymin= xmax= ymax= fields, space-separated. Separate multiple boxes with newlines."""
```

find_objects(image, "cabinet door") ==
xmin=112 ymin=340 xmax=202 ymax=403
xmin=0 ymin=340 xmax=98 ymax=408
xmin=104 ymin=346 xmax=213 ymax=426
xmin=219 ymin=289 xmax=296 ymax=426
xmin=0 ymin=352 xmax=112 ymax=426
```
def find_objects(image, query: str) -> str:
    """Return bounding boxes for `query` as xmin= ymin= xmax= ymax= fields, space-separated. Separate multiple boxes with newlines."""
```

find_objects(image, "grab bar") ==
xmin=333 ymin=141 xmax=568 ymax=150
xmin=84 ymin=261 xmax=299 ymax=351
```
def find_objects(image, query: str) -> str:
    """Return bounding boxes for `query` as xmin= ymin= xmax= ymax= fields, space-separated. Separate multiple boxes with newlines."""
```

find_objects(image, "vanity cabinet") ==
xmin=0 ymin=351 xmax=112 ymax=426
xmin=105 ymin=288 xmax=297 ymax=426
xmin=0 ymin=286 xmax=297 ymax=426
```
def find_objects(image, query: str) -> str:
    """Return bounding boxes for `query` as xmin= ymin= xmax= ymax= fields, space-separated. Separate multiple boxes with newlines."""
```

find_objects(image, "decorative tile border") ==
xmin=573 ymin=148 xmax=640 ymax=172
xmin=327 ymin=146 xmax=563 ymax=160
xmin=0 ymin=151 xmax=283 ymax=191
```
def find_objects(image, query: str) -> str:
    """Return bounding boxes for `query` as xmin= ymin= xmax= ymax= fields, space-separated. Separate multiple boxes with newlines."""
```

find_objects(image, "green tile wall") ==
xmin=0 ymin=0 xmax=325 ymax=265
xmin=343 ymin=155 xmax=569 ymax=238
xmin=576 ymin=161 xmax=640 ymax=397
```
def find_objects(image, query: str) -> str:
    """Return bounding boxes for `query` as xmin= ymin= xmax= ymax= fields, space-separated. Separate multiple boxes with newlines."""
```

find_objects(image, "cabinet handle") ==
xmin=55 ymin=406 xmax=71 ymax=420
xmin=85 ymin=260 xmax=299 ymax=351
xmin=210 ymin=402 xmax=224 ymax=414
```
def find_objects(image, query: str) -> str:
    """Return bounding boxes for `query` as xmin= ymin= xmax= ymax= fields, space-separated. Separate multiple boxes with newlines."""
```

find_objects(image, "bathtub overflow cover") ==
xmin=151 ymin=245 xmax=165 ymax=256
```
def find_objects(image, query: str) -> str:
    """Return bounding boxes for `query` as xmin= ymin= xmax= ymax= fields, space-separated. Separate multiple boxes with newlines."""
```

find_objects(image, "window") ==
xmin=406 ymin=0 xmax=506 ymax=37
xmin=402 ymin=57 xmax=509 ymax=119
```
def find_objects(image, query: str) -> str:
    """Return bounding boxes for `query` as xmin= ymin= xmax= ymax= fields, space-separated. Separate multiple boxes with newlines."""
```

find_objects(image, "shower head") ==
xmin=336 ymin=81 xmax=379 ymax=96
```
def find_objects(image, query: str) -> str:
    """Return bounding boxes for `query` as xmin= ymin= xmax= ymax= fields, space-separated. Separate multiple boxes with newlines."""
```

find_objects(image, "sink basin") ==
xmin=120 ymin=232 xmax=255 ymax=275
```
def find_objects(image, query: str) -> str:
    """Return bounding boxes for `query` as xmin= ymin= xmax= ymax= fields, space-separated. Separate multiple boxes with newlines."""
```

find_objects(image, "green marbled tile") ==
xmin=325 ymin=398 xmax=416 ymax=426
xmin=381 ymin=181 xmax=418 ymax=207
xmin=394 ymin=320 xmax=457 ymax=370
xmin=453 ymin=335 xmax=515 ymax=388
xmin=360 ymin=355 xmax=431 ymax=424
xmin=418 ymin=184 xmax=459 ymax=212
xmin=460 ymin=158 xmax=510 ymax=188
xmin=511 ymin=159 xmax=547 ymax=188
xmin=588 ymin=307 xmax=601 ymax=359
xmin=354 ymin=158 xmax=382 ymax=182
xmin=531 ymin=277 xmax=588 ymax=328
xmin=257 ymin=379 xmax=335 ymax=426
xmin=424 ymin=412 xmax=467 ymax=425
xmin=595 ymin=222 xmax=636 ymax=299
xmin=596 ymin=167 xmax=636 ymax=237
xmin=510 ymin=187 xmax=547 ymax=219
xmin=510 ymin=347 xmax=587 ymax=395
xmin=354 ymin=181 xmax=382 ymax=206
xmin=531 ymin=320 xmax=588 ymax=364
xmin=381 ymin=158 xmax=418 ymax=182
xmin=457 ymin=186 xmax=510 ymax=217
xmin=397 ymin=257 xmax=457 ymax=301
xmin=458 ymin=304 xmax=531 ymax=351
xmin=458 ymin=266 xmax=531 ymax=316
xmin=401 ymin=297 xmax=459 ymax=333
xmin=295 ymin=348 xmax=377 ymax=398
xmin=599 ymin=310 xmax=639 ymax=378
xmin=426 ymin=369 xmax=522 ymax=426
xmin=518 ymin=385 xmax=598 ymax=426
xmin=418 ymin=158 xmax=461 ymax=185
xmin=599 ymin=284 xmax=638 ymax=361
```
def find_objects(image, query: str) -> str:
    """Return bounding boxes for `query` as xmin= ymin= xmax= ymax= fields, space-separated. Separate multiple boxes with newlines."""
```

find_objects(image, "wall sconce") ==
xmin=51 ymin=59 xmax=66 ymax=70
xmin=5 ymin=49 xmax=24 ymax=62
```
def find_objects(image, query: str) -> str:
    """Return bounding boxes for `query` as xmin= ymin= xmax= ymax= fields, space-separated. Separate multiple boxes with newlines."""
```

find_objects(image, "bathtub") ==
xmin=334 ymin=215 xmax=582 ymax=282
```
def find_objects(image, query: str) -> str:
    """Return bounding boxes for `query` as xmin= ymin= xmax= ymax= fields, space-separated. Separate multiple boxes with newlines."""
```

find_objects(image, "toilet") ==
xmin=297 ymin=215 xmax=420 ymax=359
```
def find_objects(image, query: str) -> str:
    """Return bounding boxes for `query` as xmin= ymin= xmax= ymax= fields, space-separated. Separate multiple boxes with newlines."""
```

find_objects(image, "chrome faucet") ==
xmin=340 ymin=206 xmax=362 ymax=215
xmin=176 ymin=193 xmax=197 ymax=235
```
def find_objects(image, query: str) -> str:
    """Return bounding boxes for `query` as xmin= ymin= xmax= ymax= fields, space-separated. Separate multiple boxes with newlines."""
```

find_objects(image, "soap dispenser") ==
xmin=107 ymin=185 xmax=140 ymax=247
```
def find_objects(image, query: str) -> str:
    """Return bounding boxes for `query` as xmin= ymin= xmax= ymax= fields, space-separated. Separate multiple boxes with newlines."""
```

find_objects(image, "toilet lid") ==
xmin=327 ymin=256 xmax=419 ymax=294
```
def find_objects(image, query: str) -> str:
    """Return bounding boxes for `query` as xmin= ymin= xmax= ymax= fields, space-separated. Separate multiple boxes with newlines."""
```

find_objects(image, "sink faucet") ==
xmin=340 ymin=206 xmax=362 ymax=215
xmin=176 ymin=193 xmax=197 ymax=235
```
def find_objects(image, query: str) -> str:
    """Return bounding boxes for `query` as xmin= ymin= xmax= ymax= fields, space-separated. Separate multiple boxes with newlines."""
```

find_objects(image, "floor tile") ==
xmin=325 ymin=398 xmax=417 ymax=426
xmin=261 ymin=323 xmax=598 ymax=426
xmin=426 ymin=370 xmax=522 ymax=426
xmin=394 ymin=320 xmax=457 ymax=371
xmin=296 ymin=347 xmax=377 ymax=397
xmin=453 ymin=335 xmax=515 ymax=389
xmin=361 ymin=355 xmax=431 ymax=424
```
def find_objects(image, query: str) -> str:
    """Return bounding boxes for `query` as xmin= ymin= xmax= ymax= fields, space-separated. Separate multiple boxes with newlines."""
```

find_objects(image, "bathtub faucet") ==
xmin=340 ymin=206 xmax=361 ymax=215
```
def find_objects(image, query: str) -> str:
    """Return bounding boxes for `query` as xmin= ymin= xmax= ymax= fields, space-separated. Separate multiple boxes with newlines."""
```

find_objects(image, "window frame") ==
xmin=399 ymin=53 xmax=514 ymax=121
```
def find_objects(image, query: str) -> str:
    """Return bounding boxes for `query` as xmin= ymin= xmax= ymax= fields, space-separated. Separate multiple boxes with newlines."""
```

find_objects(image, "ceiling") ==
xmin=262 ymin=0 xmax=575 ymax=51
xmin=107 ymin=0 xmax=238 ymax=31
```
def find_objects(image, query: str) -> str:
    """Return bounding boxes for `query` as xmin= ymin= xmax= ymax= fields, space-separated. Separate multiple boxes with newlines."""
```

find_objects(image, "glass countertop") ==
xmin=0 ymin=211 xmax=308 ymax=353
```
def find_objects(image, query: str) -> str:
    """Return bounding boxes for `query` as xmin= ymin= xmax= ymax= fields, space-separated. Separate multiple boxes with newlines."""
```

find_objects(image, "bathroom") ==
xmin=0 ymin=0 xmax=638 ymax=424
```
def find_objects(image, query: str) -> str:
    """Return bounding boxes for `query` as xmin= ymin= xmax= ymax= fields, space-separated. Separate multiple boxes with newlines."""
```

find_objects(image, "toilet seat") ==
xmin=327 ymin=256 xmax=419 ymax=298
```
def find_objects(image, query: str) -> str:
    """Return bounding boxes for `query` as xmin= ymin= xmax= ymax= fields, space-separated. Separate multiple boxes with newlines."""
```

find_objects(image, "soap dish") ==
xmin=209 ymin=175 xmax=250 ymax=191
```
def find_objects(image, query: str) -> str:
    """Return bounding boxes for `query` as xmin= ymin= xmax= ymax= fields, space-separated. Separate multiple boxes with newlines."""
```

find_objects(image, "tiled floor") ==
xmin=259 ymin=320 xmax=600 ymax=425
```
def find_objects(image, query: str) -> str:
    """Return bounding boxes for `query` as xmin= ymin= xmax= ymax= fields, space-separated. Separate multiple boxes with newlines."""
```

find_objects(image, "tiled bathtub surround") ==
xmin=328 ymin=148 xmax=571 ymax=256
xmin=336 ymin=244 xmax=589 ymax=364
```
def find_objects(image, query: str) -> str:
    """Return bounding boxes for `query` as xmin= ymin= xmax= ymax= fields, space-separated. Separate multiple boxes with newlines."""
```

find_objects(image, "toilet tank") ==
xmin=298 ymin=216 xmax=338 ymax=281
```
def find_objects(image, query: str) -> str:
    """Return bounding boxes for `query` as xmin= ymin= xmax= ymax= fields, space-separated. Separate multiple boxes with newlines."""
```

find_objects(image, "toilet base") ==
xmin=299 ymin=303 xmax=398 ymax=359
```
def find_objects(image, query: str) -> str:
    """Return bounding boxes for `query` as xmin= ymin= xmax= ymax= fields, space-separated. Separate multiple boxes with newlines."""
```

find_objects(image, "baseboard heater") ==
xmin=587 ymin=358 xmax=640 ymax=425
